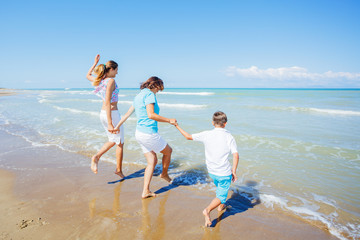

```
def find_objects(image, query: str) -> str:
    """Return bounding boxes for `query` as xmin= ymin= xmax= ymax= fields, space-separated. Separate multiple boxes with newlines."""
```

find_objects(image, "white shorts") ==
xmin=100 ymin=110 xmax=124 ymax=145
xmin=135 ymin=130 xmax=167 ymax=153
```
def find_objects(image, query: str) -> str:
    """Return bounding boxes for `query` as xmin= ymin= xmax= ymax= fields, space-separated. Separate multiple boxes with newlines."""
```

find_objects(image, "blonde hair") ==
xmin=213 ymin=111 xmax=227 ymax=127
xmin=92 ymin=60 xmax=118 ymax=86
xmin=140 ymin=76 xmax=164 ymax=91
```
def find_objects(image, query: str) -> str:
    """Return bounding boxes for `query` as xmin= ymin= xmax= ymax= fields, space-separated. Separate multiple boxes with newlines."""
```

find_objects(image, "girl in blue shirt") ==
xmin=115 ymin=76 xmax=177 ymax=198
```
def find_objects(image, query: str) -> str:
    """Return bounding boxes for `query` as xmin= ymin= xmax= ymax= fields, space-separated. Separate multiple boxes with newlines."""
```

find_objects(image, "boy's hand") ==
xmin=232 ymin=172 xmax=237 ymax=182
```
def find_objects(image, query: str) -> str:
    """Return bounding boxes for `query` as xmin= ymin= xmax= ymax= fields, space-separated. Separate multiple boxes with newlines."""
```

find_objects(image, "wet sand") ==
xmin=0 ymin=129 xmax=339 ymax=240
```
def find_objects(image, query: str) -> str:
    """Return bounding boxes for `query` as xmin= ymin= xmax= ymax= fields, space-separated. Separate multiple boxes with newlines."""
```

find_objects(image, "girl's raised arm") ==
xmin=86 ymin=54 xmax=100 ymax=82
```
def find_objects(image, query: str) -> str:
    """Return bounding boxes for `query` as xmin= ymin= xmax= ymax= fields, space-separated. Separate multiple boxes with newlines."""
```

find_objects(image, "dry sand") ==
xmin=0 ymin=89 xmax=16 ymax=97
xmin=0 ymin=129 xmax=339 ymax=240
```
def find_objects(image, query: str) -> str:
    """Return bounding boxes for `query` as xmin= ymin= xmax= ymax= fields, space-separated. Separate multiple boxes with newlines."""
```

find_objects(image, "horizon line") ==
xmin=2 ymin=87 xmax=360 ymax=91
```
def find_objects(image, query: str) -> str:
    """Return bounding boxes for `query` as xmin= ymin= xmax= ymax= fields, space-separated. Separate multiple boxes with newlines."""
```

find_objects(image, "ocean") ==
xmin=0 ymin=88 xmax=359 ymax=239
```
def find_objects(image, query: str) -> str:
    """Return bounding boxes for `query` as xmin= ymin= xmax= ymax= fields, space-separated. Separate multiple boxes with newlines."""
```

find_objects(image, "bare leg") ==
xmin=202 ymin=198 xmax=222 ymax=227
xmin=217 ymin=203 xmax=226 ymax=212
xmin=115 ymin=142 xmax=125 ymax=178
xmin=142 ymin=151 xmax=158 ymax=199
xmin=91 ymin=141 xmax=116 ymax=174
xmin=159 ymin=144 xmax=172 ymax=182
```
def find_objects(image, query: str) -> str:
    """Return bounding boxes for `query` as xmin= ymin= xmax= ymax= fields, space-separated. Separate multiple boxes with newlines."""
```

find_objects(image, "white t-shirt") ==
xmin=192 ymin=128 xmax=238 ymax=176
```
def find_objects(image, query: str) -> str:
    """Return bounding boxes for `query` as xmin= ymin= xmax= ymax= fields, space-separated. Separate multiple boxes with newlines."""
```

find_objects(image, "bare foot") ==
xmin=218 ymin=204 xmax=226 ymax=212
xmin=91 ymin=155 xmax=99 ymax=174
xmin=160 ymin=173 xmax=172 ymax=183
xmin=142 ymin=191 xmax=156 ymax=199
xmin=114 ymin=171 xmax=125 ymax=179
xmin=202 ymin=209 xmax=211 ymax=227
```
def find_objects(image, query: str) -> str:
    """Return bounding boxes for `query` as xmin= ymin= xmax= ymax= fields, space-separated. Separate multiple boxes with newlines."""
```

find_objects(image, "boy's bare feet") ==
xmin=114 ymin=171 xmax=125 ymax=179
xmin=91 ymin=155 xmax=99 ymax=174
xmin=218 ymin=204 xmax=226 ymax=212
xmin=202 ymin=209 xmax=212 ymax=227
xmin=142 ymin=191 xmax=156 ymax=199
xmin=160 ymin=173 xmax=172 ymax=183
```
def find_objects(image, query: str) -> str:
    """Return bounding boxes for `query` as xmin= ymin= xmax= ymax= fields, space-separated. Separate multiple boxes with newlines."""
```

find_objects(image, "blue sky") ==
xmin=1 ymin=0 xmax=359 ymax=88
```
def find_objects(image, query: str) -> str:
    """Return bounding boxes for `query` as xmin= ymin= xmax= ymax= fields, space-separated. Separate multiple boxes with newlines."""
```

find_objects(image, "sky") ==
xmin=0 ymin=0 xmax=359 ymax=89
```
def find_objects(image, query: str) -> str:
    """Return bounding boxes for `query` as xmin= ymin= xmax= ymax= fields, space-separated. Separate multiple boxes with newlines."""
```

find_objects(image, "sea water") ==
xmin=0 ymin=88 xmax=359 ymax=239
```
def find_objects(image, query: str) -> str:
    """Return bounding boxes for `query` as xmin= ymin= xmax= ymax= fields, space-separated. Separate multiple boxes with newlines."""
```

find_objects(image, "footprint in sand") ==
xmin=17 ymin=218 xmax=48 ymax=229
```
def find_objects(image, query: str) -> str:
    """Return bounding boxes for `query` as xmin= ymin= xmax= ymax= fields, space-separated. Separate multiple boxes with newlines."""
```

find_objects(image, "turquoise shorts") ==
xmin=209 ymin=173 xmax=232 ymax=204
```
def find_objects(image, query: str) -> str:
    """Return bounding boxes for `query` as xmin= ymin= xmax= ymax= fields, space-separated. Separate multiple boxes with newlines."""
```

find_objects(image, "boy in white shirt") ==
xmin=175 ymin=111 xmax=239 ymax=227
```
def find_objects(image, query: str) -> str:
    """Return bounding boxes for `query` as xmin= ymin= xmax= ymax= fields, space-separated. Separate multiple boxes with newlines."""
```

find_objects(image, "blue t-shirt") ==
xmin=133 ymin=88 xmax=160 ymax=134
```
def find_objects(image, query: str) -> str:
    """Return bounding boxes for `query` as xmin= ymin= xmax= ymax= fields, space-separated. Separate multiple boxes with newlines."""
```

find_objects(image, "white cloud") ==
xmin=224 ymin=66 xmax=360 ymax=87
xmin=225 ymin=66 xmax=360 ymax=80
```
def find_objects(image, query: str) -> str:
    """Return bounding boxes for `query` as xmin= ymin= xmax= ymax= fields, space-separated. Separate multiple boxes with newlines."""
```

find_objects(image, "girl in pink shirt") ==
xmin=86 ymin=54 xmax=125 ymax=178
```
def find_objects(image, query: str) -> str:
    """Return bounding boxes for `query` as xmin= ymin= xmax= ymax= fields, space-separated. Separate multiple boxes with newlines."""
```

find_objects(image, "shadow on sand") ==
xmin=154 ymin=167 xmax=211 ymax=194
xmin=107 ymin=160 xmax=183 ymax=185
xmin=209 ymin=180 xmax=261 ymax=227
xmin=107 ymin=168 xmax=145 ymax=184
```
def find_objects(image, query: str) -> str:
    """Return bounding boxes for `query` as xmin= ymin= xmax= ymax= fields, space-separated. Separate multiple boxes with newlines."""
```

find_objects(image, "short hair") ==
xmin=213 ymin=111 xmax=227 ymax=126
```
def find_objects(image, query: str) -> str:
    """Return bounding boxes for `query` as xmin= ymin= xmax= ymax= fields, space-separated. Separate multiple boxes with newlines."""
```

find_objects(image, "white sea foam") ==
xmin=64 ymin=90 xmax=93 ymax=95
xmin=38 ymin=99 xmax=48 ymax=103
xmin=285 ymin=106 xmax=360 ymax=116
xmin=39 ymin=98 xmax=100 ymax=104
xmin=251 ymin=105 xmax=360 ymax=117
xmin=0 ymin=114 xmax=10 ymax=125
xmin=260 ymin=193 xmax=353 ymax=240
xmin=286 ymin=206 xmax=347 ymax=240
xmin=89 ymin=99 xmax=103 ymax=103
xmin=3 ymin=129 xmax=73 ymax=152
xmin=159 ymin=103 xmax=207 ymax=109
xmin=117 ymin=101 xmax=207 ymax=109
xmin=312 ymin=193 xmax=337 ymax=207
xmin=308 ymin=108 xmax=360 ymax=116
xmin=260 ymin=194 xmax=288 ymax=208
xmin=53 ymin=106 xmax=98 ymax=116
xmin=158 ymin=91 xmax=214 ymax=96
xmin=53 ymin=117 xmax=61 ymax=123
xmin=118 ymin=101 xmax=133 ymax=105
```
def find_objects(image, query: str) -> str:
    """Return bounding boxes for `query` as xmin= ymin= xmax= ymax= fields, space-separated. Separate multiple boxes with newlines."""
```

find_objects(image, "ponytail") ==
xmin=92 ymin=60 xmax=118 ymax=86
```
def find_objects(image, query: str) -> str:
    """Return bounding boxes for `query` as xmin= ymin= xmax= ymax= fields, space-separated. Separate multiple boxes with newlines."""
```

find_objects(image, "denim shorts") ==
xmin=209 ymin=173 xmax=232 ymax=204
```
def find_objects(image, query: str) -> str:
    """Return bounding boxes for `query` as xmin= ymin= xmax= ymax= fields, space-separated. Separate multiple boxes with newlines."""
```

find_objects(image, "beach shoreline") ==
xmin=0 ymin=89 xmax=16 ymax=97
xmin=0 ymin=129 xmax=339 ymax=240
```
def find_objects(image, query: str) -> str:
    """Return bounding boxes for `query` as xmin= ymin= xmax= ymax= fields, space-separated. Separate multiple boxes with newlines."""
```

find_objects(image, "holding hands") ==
xmin=108 ymin=124 xmax=120 ymax=134
xmin=169 ymin=118 xmax=177 ymax=126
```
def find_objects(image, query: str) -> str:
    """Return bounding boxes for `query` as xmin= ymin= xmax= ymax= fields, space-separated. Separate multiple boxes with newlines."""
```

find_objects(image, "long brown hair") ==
xmin=92 ymin=60 xmax=118 ymax=86
xmin=140 ymin=76 xmax=164 ymax=91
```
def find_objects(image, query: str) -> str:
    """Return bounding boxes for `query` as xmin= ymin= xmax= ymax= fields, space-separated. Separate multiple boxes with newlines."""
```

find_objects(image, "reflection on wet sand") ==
xmin=89 ymin=182 xmax=129 ymax=221
xmin=88 ymin=181 xmax=170 ymax=240
xmin=138 ymin=191 xmax=169 ymax=240
xmin=86 ymin=182 xmax=135 ymax=239
xmin=201 ymin=210 xmax=221 ymax=240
